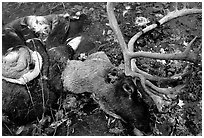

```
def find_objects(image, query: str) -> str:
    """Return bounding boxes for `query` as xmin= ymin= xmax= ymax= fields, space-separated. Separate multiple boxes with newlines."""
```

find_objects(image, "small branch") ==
xmin=3 ymin=123 xmax=14 ymax=135
xmin=174 ymin=2 xmax=178 ymax=11
xmin=183 ymin=3 xmax=187 ymax=9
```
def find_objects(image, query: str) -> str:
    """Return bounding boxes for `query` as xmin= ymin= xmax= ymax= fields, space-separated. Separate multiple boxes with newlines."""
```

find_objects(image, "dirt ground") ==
xmin=2 ymin=2 xmax=202 ymax=136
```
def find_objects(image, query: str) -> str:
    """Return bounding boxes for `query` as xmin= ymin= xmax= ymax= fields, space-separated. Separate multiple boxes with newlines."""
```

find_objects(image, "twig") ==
xmin=3 ymin=123 xmax=14 ymax=135
xmin=31 ymin=39 xmax=46 ymax=115
xmin=25 ymin=83 xmax=35 ymax=107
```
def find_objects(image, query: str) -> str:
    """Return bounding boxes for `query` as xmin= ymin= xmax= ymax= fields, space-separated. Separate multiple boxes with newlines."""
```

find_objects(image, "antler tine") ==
xmin=130 ymin=36 xmax=198 ymax=88
xmin=107 ymin=2 xmax=201 ymax=112
xmin=128 ymin=4 xmax=201 ymax=83
xmin=107 ymin=2 xmax=128 ymax=53
xmin=159 ymin=8 xmax=202 ymax=25
xmin=107 ymin=2 xmax=133 ymax=75
xmin=132 ymin=60 xmax=192 ymax=83
xmin=129 ymin=36 xmax=198 ymax=63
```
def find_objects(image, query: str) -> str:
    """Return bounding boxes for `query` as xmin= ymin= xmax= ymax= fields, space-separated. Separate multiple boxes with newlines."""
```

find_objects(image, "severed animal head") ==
xmin=95 ymin=68 xmax=154 ymax=135
xmin=62 ymin=52 xmax=154 ymax=135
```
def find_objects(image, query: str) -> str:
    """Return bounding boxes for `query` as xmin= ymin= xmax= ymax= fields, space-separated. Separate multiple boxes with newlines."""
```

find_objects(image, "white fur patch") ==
xmin=67 ymin=36 xmax=82 ymax=50
xmin=26 ymin=16 xmax=50 ymax=42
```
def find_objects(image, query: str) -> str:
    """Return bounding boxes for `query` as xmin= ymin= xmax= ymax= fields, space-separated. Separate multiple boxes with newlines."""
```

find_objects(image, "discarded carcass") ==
xmin=2 ymin=13 xmax=84 ymax=124
xmin=62 ymin=51 xmax=154 ymax=134
xmin=2 ymin=2 xmax=201 ymax=136
xmin=62 ymin=2 xmax=201 ymax=135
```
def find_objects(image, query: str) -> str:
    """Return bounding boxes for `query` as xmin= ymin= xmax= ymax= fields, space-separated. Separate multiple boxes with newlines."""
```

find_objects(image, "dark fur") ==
xmin=101 ymin=70 xmax=154 ymax=134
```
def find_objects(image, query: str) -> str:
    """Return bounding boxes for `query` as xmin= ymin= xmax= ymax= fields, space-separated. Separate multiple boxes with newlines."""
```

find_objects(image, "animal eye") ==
xmin=110 ymin=68 xmax=118 ymax=76
xmin=122 ymin=83 xmax=133 ymax=95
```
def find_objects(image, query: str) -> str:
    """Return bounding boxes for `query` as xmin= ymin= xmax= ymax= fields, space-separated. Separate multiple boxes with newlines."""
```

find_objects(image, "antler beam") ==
xmin=128 ymin=7 xmax=202 ymax=51
xmin=107 ymin=2 xmax=201 ymax=112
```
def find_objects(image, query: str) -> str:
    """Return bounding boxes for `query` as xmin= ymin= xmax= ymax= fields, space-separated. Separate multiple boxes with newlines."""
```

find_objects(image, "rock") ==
xmin=62 ymin=52 xmax=114 ymax=94
xmin=2 ymin=79 xmax=56 ymax=125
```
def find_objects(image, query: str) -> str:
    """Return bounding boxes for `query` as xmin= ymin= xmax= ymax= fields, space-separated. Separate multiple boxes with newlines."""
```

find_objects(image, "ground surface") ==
xmin=2 ymin=2 xmax=202 ymax=136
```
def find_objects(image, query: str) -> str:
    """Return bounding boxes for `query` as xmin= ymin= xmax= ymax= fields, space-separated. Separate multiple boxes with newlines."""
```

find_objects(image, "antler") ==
xmin=107 ymin=2 xmax=201 ymax=111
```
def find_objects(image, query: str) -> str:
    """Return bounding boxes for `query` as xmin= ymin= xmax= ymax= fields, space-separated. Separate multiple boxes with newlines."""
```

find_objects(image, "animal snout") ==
xmin=110 ymin=76 xmax=153 ymax=134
